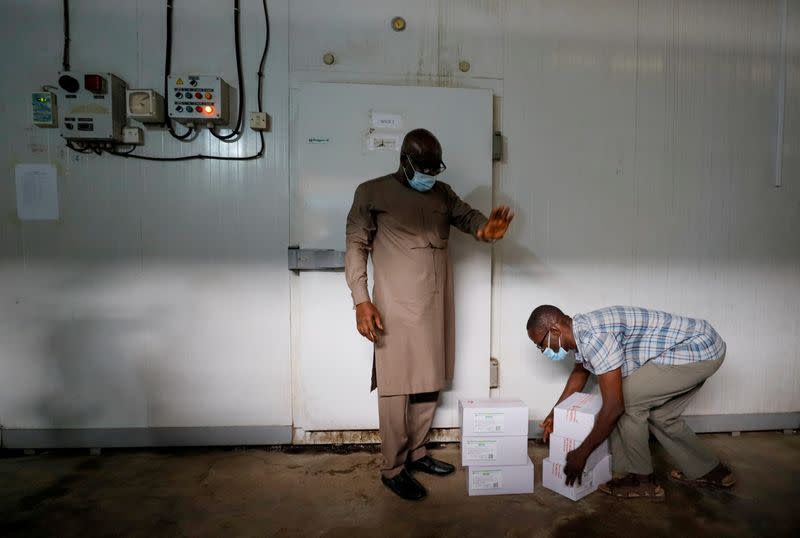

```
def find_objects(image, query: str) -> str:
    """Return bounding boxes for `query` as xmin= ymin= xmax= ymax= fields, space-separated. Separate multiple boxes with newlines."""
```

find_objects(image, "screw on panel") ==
xmin=323 ymin=52 xmax=336 ymax=66
xmin=459 ymin=60 xmax=471 ymax=73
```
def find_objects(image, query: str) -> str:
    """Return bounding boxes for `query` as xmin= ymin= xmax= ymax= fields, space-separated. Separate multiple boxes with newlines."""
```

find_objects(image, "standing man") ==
xmin=346 ymin=129 xmax=513 ymax=501
xmin=527 ymin=305 xmax=735 ymax=498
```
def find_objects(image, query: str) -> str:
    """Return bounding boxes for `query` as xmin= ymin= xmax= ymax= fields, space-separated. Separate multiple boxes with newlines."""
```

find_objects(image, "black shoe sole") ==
xmin=381 ymin=477 xmax=427 ymax=501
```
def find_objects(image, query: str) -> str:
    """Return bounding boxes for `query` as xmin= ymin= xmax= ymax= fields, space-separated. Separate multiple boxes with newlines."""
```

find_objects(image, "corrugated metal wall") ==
xmin=498 ymin=0 xmax=799 ymax=417
xmin=0 ymin=1 xmax=796 ymax=439
xmin=0 ymin=0 xmax=293 ymax=430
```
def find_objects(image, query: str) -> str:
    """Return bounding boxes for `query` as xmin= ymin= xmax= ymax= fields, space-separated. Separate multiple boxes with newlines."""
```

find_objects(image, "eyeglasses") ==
xmin=536 ymin=331 xmax=549 ymax=352
xmin=404 ymin=154 xmax=446 ymax=176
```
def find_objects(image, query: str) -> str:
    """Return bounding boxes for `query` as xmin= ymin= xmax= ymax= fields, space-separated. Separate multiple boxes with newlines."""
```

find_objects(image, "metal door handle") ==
xmin=288 ymin=246 xmax=345 ymax=272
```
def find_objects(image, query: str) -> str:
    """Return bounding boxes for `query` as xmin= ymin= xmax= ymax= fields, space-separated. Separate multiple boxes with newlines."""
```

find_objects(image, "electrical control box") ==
xmin=126 ymin=89 xmax=165 ymax=124
xmin=167 ymin=74 xmax=231 ymax=126
xmin=57 ymin=72 xmax=127 ymax=141
xmin=32 ymin=92 xmax=57 ymax=127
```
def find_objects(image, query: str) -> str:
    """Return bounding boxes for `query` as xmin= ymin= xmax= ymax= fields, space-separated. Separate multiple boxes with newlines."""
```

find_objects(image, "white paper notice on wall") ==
xmin=366 ymin=130 xmax=401 ymax=151
xmin=370 ymin=112 xmax=403 ymax=130
xmin=15 ymin=164 xmax=59 ymax=220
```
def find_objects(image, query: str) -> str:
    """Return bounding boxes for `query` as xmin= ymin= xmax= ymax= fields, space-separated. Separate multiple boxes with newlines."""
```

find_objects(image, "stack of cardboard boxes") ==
xmin=542 ymin=392 xmax=613 ymax=501
xmin=459 ymin=398 xmax=534 ymax=496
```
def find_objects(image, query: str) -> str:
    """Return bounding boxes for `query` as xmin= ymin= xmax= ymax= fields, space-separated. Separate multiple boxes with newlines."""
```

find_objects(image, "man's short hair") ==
xmin=526 ymin=305 xmax=564 ymax=334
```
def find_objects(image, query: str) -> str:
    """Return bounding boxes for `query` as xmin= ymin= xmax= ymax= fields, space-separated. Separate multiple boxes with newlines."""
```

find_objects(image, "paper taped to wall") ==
xmin=15 ymin=164 xmax=59 ymax=220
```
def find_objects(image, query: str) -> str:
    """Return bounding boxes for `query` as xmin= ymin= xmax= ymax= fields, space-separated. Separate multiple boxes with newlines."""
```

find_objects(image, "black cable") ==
xmin=66 ymin=141 xmax=93 ymax=154
xmin=164 ymin=0 xmax=195 ymax=141
xmin=104 ymin=135 xmax=263 ymax=161
xmin=258 ymin=0 xmax=270 ymax=112
xmin=62 ymin=0 xmax=70 ymax=71
xmin=210 ymin=0 xmax=245 ymax=142
xmin=70 ymin=0 xmax=270 ymax=162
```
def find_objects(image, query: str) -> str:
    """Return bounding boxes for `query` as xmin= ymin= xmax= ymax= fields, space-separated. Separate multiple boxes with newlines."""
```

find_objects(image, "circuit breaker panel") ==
xmin=167 ymin=74 xmax=231 ymax=126
xmin=57 ymin=72 xmax=127 ymax=141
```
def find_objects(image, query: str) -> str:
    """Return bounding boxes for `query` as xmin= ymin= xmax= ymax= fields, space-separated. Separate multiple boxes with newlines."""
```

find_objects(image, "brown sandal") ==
xmin=670 ymin=463 xmax=736 ymax=488
xmin=598 ymin=474 xmax=665 ymax=499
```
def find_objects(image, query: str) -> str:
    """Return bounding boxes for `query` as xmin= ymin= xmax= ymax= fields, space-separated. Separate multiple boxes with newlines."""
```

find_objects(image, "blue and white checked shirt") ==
xmin=573 ymin=306 xmax=726 ymax=377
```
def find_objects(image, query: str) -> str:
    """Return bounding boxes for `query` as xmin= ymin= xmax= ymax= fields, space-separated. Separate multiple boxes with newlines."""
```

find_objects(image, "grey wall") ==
xmin=0 ymin=0 xmax=797 ymax=442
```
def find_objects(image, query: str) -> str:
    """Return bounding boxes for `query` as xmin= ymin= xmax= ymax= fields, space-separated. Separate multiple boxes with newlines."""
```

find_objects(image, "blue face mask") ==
xmin=542 ymin=332 xmax=569 ymax=361
xmin=403 ymin=155 xmax=438 ymax=192
xmin=408 ymin=171 xmax=436 ymax=192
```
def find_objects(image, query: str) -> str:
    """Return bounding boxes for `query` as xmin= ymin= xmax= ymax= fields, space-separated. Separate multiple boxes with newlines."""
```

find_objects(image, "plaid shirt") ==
xmin=573 ymin=306 xmax=726 ymax=377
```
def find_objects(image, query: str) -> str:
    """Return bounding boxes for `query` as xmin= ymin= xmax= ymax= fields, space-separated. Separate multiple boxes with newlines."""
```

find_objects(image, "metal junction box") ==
xmin=57 ymin=72 xmax=127 ymax=142
xmin=167 ymin=74 xmax=231 ymax=126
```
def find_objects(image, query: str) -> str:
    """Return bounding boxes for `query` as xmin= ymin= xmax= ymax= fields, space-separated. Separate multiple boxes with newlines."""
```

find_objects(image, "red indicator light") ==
xmin=195 ymin=106 xmax=202 ymax=112
xmin=84 ymin=74 xmax=106 ymax=94
xmin=194 ymin=92 xmax=202 ymax=99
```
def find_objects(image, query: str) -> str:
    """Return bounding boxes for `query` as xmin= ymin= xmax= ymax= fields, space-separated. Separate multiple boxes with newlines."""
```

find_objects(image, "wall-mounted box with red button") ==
xmin=167 ymin=74 xmax=231 ymax=126
xmin=57 ymin=72 xmax=127 ymax=142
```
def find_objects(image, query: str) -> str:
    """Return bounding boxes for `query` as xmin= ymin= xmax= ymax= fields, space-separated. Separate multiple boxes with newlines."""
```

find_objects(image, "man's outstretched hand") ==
xmin=477 ymin=206 xmax=514 ymax=241
xmin=355 ymin=301 xmax=384 ymax=343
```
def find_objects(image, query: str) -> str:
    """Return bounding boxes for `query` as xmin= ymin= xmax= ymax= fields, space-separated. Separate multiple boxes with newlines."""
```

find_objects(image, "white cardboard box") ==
xmin=553 ymin=392 xmax=603 ymax=440
xmin=542 ymin=454 xmax=612 ymax=501
xmin=467 ymin=457 xmax=534 ymax=496
xmin=459 ymin=398 xmax=529 ymax=437
xmin=461 ymin=435 xmax=529 ymax=466
xmin=548 ymin=434 xmax=610 ymax=470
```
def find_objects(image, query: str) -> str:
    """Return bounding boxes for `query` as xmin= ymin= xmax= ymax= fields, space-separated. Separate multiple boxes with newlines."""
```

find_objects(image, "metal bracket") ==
xmin=490 ymin=357 xmax=499 ymax=388
xmin=492 ymin=131 xmax=503 ymax=162
xmin=288 ymin=246 xmax=345 ymax=272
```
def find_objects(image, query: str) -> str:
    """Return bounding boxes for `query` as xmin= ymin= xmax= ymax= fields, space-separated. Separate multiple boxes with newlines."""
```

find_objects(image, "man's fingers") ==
xmin=366 ymin=316 xmax=381 ymax=342
xmin=359 ymin=322 xmax=375 ymax=342
xmin=374 ymin=313 xmax=384 ymax=331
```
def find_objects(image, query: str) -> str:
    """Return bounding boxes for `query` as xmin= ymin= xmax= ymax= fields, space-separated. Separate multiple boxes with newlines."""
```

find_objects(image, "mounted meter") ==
xmin=57 ymin=72 xmax=127 ymax=141
xmin=32 ymin=92 xmax=58 ymax=127
xmin=167 ymin=74 xmax=231 ymax=126
xmin=126 ymin=89 xmax=165 ymax=123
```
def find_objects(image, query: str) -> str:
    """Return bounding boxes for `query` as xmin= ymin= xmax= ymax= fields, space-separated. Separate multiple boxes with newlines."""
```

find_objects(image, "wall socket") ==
xmin=122 ymin=127 xmax=143 ymax=145
xmin=249 ymin=111 xmax=270 ymax=131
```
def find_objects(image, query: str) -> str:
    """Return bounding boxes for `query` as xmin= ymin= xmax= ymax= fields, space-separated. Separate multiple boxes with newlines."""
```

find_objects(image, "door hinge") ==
xmin=490 ymin=357 xmax=499 ymax=388
xmin=492 ymin=131 xmax=503 ymax=162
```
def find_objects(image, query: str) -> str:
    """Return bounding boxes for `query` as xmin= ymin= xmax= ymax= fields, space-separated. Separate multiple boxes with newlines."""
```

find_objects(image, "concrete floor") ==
xmin=1 ymin=432 xmax=798 ymax=538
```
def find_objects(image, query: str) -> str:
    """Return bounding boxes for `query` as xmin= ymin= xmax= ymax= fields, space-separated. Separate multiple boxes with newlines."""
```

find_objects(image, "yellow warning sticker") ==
xmin=176 ymin=78 xmax=184 ymax=85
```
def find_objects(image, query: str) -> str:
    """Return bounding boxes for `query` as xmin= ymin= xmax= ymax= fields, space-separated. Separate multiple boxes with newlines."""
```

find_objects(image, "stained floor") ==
xmin=1 ymin=432 xmax=798 ymax=537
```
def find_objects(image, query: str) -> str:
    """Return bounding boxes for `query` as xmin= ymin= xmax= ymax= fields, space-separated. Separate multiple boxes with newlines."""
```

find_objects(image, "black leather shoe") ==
xmin=408 ymin=455 xmax=455 ymax=476
xmin=381 ymin=468 xmax=427 ymax=501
